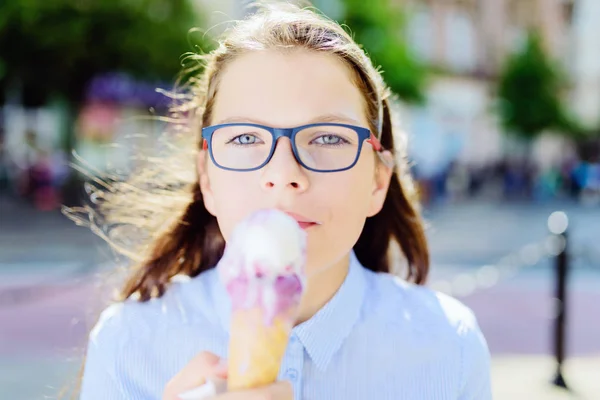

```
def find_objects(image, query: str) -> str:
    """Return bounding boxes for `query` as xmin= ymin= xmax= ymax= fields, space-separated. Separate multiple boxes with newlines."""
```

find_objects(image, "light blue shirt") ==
xmin=81 ymin=252 xmax=491 ymax=399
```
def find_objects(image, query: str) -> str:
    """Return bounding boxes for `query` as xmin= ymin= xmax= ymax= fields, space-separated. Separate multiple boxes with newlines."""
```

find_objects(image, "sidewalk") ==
xmin=492 ymin=355 xmax=600 ymax=399
xmin=0 ymin=195 xmax=111 ymax=277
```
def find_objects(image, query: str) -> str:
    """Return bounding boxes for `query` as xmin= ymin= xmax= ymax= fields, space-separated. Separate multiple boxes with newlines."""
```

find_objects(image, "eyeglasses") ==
xmin=201 ymin=123 xmax=384 ymax=173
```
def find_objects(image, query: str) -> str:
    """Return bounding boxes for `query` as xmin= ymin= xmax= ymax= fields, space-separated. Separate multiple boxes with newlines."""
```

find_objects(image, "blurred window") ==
xmin=407 ymin=5 xmax=434 ymax=63
xmin=444 ymin=8 xmax=477 ymax=73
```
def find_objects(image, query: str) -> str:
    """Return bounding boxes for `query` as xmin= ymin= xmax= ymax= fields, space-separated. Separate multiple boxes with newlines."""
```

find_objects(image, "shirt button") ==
xmin=286 ymin=368 xmax=298 ymax=381
xmin=289 ymin=336 xmax=297 ymax=344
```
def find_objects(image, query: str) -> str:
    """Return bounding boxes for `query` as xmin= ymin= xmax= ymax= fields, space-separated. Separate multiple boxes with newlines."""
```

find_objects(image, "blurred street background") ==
xmin=1 ymin=0 xmax=599 ymax=399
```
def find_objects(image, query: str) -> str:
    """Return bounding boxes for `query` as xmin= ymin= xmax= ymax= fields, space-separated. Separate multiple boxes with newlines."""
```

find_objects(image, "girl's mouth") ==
xmin=282 ymin=211 xmax=320 ymax=230
xmin=297 ymin=221 xmax=317 ymax=230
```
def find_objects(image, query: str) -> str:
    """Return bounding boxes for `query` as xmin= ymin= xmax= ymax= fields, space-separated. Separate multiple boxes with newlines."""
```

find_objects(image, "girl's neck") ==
xmin=295 ymin=253 xmax=351 ymax=324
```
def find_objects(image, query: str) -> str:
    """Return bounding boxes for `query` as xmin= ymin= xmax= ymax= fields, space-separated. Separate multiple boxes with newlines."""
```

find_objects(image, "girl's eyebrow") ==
xmin=214 ymin=113 xmax=363 ymax=126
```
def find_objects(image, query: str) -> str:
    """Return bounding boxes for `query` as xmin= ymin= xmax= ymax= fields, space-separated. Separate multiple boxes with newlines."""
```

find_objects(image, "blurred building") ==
xmin=570 ymin=0 xmax=600 ymax=127
xmin=401 ymin=0 xmax=584 ymax=174
xmin=405 ymin=0 xmax=574 ymax=76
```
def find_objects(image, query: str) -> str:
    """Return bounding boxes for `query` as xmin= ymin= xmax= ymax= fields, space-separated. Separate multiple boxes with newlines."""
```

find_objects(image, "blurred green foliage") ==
xmin=498 ymin=31 xmax=580 ymax=140
xmin=338 ymin=0 xmax=426 ymax=104
xmin=0 ymin=0 xmax=210 ymax=107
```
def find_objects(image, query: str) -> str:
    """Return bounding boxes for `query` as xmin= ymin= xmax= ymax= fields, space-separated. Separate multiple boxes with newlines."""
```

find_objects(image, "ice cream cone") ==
xmin=227 ymin=307 xmax=295 ymax=390
xmin=218 ymin=209 xmax=307 ymax=391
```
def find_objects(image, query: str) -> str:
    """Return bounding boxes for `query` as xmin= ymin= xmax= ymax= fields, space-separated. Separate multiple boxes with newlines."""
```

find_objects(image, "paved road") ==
xmin=2 ymin=270 xmax=599 ymax=357
xmin=3 ymin=195 xmax=599 ymax=280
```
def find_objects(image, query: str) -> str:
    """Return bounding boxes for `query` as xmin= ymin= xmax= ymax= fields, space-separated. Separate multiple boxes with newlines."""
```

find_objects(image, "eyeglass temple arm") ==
xmin=366 ymin=132 xmax=382 ymax=152
xmin=367 ymin=133 xmax=395 ymax=169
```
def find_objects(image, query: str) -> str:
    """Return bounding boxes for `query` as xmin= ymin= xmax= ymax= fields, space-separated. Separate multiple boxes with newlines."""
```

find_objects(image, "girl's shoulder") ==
xmin=363 ymin=269 xmax=483 ymax=340
xmin=89 ymin=268 xmax=223 ymax=348
xmin=360 ymin=271 xmax=491 ymax=397
xmin=82 ymin=270 xmax=229 ymax=394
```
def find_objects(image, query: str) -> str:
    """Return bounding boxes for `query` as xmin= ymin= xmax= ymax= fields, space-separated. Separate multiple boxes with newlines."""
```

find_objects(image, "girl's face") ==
xmin=198 ymin=49 xmax=392 ymax=272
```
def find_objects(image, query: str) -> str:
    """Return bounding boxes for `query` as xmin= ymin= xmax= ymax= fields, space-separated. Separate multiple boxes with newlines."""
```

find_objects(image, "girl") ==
xmin=78 ymin=2 xmax=491 ymax=399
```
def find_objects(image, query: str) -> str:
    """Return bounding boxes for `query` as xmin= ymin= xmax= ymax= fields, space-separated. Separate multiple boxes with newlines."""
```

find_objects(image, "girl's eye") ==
xmin=231 ymin=134 xmax=261 ymax=145
xmin=312 ymin=134 xmax=347 ymax=145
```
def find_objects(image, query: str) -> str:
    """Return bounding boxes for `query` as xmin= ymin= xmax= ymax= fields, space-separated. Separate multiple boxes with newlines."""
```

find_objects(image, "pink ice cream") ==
xmin=217 ymin=209 xmax=307 ymax=324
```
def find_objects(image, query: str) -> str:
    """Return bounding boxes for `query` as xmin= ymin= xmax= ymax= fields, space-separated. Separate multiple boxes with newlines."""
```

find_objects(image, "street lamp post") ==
xmin=548 ymin=211 xmax=570 ymax=389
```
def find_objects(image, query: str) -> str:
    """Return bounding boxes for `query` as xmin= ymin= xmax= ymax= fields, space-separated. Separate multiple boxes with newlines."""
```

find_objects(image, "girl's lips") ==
xmin=282 ymin=211 xmax=319 ymax=230
xmin=297 ymin=221 xmax=317 ymax=230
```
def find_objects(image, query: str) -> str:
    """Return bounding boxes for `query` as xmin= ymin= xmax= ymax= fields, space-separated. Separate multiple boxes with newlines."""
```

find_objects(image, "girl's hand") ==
xmin=163 ymin=351 xmax=228 ymax=400
xmin=162 ymin=351 xmax=293 ymax=400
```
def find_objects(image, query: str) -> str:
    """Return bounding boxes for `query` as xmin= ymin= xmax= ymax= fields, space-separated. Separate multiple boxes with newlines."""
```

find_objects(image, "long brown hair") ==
xmin=67 ymin=1 xmax=429 ymax=304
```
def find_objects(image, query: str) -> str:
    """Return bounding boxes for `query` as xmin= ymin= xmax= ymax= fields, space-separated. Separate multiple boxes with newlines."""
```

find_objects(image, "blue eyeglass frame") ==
xmin=201 ymin=122 xmax=378 ymax=173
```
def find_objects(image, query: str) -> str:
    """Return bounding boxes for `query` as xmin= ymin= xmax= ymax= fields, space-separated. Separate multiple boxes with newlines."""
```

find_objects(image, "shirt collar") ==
xmin=293 ymin=251 xmax=366 ymax=371
xmin=213 ymin=251 xmax=367 ymax=371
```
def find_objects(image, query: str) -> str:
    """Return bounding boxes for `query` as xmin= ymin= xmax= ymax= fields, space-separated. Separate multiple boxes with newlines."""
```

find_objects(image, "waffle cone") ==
xmin=227 ymin=307 xmax=294 ymax=390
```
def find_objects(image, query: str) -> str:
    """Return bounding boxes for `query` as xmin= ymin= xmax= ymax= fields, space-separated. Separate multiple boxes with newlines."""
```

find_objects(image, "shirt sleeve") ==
xmin=458 ymin=313 xmax=492 ymax=400
xmin=79 ymin=304 xmax=129 ymax=400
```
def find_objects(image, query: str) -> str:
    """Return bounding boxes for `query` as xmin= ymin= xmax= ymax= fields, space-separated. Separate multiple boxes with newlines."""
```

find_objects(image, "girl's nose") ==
xmin=260 ymin=138 xmax=309 ymax=192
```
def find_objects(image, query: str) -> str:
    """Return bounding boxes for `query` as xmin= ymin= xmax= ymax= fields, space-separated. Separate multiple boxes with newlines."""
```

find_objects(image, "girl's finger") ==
xmin=162 ymin=351 xmax=227 ymax=400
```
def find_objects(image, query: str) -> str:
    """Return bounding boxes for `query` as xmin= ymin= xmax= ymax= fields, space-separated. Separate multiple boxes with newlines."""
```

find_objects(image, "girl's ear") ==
xmin=367 ymin=150 xmax=394 ymax=217
xmin=197 ymin=151 xmax=216 ymax=216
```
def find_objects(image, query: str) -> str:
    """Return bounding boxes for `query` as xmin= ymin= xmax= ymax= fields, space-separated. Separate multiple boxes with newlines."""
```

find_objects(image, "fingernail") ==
xmin=216 ymin=358 xmax=228 ymax=369
xmin=215 ymin=358 xmax=228 ymax=378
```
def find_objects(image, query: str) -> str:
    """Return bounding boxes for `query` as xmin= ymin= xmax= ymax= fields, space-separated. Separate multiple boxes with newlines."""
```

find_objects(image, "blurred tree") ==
xmin=497 ymin=31 xmax=577 ymax=140
xmin=337 ymin=0 xmax=426 ymax=104
xmin=0 ymin=0 xmax=210 ymax=107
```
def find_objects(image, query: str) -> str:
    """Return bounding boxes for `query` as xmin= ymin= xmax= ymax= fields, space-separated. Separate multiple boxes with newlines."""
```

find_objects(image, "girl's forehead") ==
xmin=211 ymin=49 xmax=368 ymax=127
